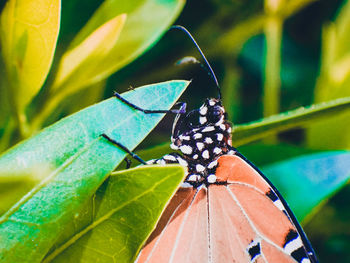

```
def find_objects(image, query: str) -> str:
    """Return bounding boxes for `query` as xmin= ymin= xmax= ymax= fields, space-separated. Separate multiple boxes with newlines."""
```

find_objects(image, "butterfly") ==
xmin=132 ymin=26 xmax=318 ymax=263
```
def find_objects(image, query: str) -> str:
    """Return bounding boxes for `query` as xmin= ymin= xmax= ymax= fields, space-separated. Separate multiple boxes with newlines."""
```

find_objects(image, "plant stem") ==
xmin=263 ymin=15 xmax=282 ymax=118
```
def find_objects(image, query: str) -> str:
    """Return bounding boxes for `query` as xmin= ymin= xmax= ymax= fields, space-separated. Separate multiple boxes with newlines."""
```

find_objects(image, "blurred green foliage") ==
xmin=1 ymin=0 xmax=350 ymax=262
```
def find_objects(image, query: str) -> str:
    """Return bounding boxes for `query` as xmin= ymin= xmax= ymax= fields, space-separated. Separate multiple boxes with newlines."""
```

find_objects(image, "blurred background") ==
xmin=1 ymin=0 xmax=350 ymax=261
xmin=62 ymin=1 xmax=350 ymax=260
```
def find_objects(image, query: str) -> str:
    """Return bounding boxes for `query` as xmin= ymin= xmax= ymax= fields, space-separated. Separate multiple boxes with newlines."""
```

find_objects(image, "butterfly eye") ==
xmin=207 ymin=106 xmax=222 ymax=123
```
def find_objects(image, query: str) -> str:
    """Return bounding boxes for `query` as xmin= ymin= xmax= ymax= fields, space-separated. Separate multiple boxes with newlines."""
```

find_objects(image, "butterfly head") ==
xmin=198 ymin=98 xmax=226 ymax=126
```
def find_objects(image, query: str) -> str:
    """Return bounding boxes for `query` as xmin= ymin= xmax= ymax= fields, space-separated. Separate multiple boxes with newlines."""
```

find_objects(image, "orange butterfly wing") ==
xmin=136 ymin=154 xmax=316 ymax=263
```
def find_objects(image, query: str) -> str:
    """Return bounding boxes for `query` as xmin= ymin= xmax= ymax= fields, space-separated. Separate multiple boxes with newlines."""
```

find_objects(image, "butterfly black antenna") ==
xmin=170 ymin=25 xmax=222 ymax=99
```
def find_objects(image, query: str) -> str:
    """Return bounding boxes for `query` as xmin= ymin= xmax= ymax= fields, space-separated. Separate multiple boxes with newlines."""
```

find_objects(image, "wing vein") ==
xmin=225 ymin=185 xmax=293 ymax=257
xmin=169 ymin=188 xmax=199 ymax=263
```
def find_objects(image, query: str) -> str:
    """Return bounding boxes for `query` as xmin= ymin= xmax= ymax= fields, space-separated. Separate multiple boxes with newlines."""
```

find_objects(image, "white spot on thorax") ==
xmin=181 ymin=182 xmax=193 ymax=188
xmin=202 ymin=126 xmax=215 ymax=132
xmin=219 ymin=124 xmax=226 ymax=130
xmin=228 ymin=150 xmax=236 ymax=155
xmin=196 ymin=142 xmax=205 ymax=151
xmin=199 ymin=106 xmax=208 ymax=115
xmin=179 ymin=135 xmax=190 ymax=141
xmin=180 ymin=145 xmax=193 ymax=155
xmin=216 ymin=133 xmax=224 ymax=141
xmin=156 ymin=159 xmax=166 ymax=165
xmin=202 ymin=150 xmax=210 ymax=159
xmin=208 ymin=160 xmax=218 ymax=169
xmin=209 ymin=100 xmax=215 ymax=106
xmin=207 ymin=174 xmax=216 ymax=183
xmin=187 ymin=174 xmax=198 ymax=182
xmin=200 ymin=116 xmax=207 ymax=124
xmin=193 ymin=133 xmax=203 ymax=139
xmin=215 ymin=116 xmax=224 ymax=126
xmin=170 ymin=143 xmax=179 ymax=150
xmin=196 ymin=164 xmax=205 ymax=172
xmin=205 ymin=137 xmax=213 ymax=144
xmin=176 ymin=157 xmax=188 ymax=167
xmin=213 ymin=147 xmax=222 ymax=154
xmin=163 ymin=155 xmax=177 ymax=161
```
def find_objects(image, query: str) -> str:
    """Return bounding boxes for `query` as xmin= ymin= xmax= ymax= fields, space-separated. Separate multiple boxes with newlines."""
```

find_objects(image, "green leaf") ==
xmin=52 ymin=14 xmax=127 ymax=93
xmin=0 ymin=80 xmax=189 ymax=263
xmin=43 ymin=165 xmax=185 ymax=263
xmin=67 ymin=0 xmax=185 ymax=89
xmin=308 ymin=1 xmax=350 ymax=149
xmin=233 ymin=96 xmax=350 ymax=146
xmin=0 ymin=167 xmax=48 ymax=216
xmin=262 ymin=151 xmax=350 ymax=222
xmin=0 ymin=0 xmax=61 ymax=110
xmin=238 ymin=143 xmax=321 ymax=167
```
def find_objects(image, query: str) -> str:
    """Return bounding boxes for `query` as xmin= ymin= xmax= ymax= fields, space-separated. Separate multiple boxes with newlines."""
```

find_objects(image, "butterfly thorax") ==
xmin=148 ymin=98 xmax=235 ymax=187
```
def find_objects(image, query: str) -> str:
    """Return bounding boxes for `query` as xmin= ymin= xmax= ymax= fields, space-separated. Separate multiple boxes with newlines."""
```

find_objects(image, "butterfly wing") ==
xmin=135 ymin=187 xmax=209 ymax=263
xmin=136 ymin=154 xmax=317 ymax=263
xmin=213 ymin=154 xmax=317 ymax=263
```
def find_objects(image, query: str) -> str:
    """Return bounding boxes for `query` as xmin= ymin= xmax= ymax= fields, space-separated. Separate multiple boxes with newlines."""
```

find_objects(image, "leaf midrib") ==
xmin=42 ymin=168 xmax=178 ymax=263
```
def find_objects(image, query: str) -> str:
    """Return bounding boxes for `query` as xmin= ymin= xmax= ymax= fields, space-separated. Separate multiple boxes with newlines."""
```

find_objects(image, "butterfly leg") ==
xmin=123 ymin=157 xmax=131 ymax=169
xmin=101 ymin=133 xmax=146 ymax=165
xmin=114 ymin=92 xmax=187 ymax=114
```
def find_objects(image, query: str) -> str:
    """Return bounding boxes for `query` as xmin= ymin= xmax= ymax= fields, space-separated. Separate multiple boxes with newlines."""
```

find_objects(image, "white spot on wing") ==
xmin=209 ymin=100 xmax=215 ymax=106
xmin=193 ymin=154 xmax=199 ymax=159
xmin=219 ymin=124 xmax=226 ymax=130
xmin=273 ymin=199 xmax=285 ymax=211
xmin=284 ymin=236 xmax=303 ymax=255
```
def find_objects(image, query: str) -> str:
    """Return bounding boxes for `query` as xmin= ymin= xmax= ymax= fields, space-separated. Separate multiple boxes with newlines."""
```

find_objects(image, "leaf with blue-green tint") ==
xmin=262 ymin=151 xmax=350 ymax=222
xmin=0 ymin=80 xmax=189 ymax=263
